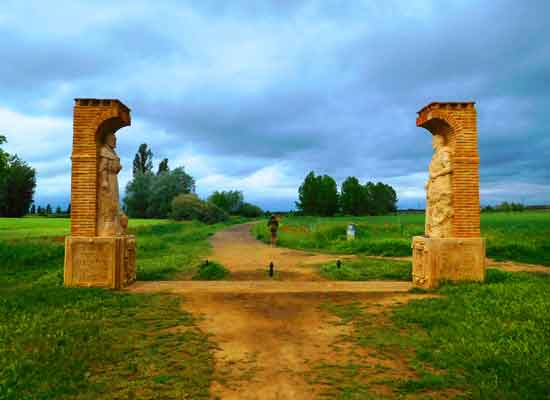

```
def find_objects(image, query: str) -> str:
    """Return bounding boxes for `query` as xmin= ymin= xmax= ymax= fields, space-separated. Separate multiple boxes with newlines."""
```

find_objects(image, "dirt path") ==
xmin=127 ymin=223 xmax=424 ymax=399
xmin=207 ymin=222 xmax=356 ymax=281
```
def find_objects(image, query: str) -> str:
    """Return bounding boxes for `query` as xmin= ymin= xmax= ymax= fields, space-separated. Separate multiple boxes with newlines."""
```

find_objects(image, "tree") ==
xmin=364 ymin=181 xmax=397 ymax=215
xmin=37 ymin=205 xmax=43 ymax=215
xmin=55 ymin=206 xmax=62 ymax=214
xmin=45 ymin=204 xmax=52 ymax=215
xmin=30 ymin=204 xmax=36 ymax=214
xmin=296 ymin=171 xmax=319 ymax=215
xmin=67 ymin=203 xmax=71 ymax=215
xmin=157 ymin=158 xmax=169 ymax=175
xmin=208 ymin=190 xmax=244 ymax=214
xmin=0 ymin=155 xmax=36 ymax=217
xmin=132 ymin=143 xmax=153 ymax=176
xmin=147 ymin=167 xmax=195 ymax=218
xmin=340 ymin=176 xmax=367 ymax=215
xmin=124 ymin=172 xmax=154 ymax=218
xmin=317 ymin=175 xmax=339 ymax=216
xmin=296 ymin=172 xmax=338 ymax=216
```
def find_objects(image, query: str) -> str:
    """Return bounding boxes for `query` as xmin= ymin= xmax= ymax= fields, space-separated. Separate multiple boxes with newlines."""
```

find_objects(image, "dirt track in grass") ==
xmin=127 ymin=223 xmax=547 ymax=398
xmin=128 ymin=223 xmax=433 ymax=398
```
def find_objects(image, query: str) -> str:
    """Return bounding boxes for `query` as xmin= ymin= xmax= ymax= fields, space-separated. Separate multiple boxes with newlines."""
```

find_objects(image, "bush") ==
xmin=237 ymin=202 xmax=263 ymax=218
xmin=192 ymin=261 xmax=229 ymax=280
xmin=171 ymin=194 xmax=228 ymax=224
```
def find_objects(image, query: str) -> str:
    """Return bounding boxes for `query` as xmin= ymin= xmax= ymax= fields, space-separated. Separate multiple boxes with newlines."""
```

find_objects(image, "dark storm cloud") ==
xmin=0 ymin=0 xmax=549 ymax=209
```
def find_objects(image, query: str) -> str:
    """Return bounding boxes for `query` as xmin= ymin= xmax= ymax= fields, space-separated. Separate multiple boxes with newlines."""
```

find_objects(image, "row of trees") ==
xmin=124 ymin=144 xmax=195 ymax=218
xmin=482 ymin=202 xmax=526 ymax=212
xmin=123 ymin=144 xmax=264 ymax=220
xmin=0 ymin=135 xmax=36 ymax=217
xmin=28 ymin=204 xmax=70 ymax=215
xmin=296 ymin=172 xmax=397 ymax=216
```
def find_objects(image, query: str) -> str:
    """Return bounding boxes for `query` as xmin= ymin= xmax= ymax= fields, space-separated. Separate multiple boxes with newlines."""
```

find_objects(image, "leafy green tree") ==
xmin=237 ymin=202 xmax=263 ymax=218
xmin=55 ymin=206 xmax=62 ymax=214
xmin=208 ymin=190 xmax=244 ymax=214
xmin=296 ymin=171 xmax=319 ymax=214
xmin=124 ymin=172 xmax=154 ymax=218
xmin=296 ymin=172 xmax=339 ymax=216
xmin=30 ymin=204 xmax=36 ymax=214
xmin=37 ymin=205 xmax=43 ymax=215
xmin=317 ymin=175 xmax=339 ymax=216
xmin=0 ymin=155 xmax=36 ymax=217
xmin=147 ymin=167 xmax=195 ymax=218
xmin=67 ymin=203 xmax=71 ymax=215
xmin=157 ymin=158 xmax=169 ymax=175
xmin=171 ymin=193 xmax=228 ymax=224
xmin=132 ymin=143 xmax=153 ymax=176
xmin=340 ymin=176 xmax=367 ymax=215
xmin=364 ymin=181 xmax=397 ymax=215
xmin=45 ymin=204 xmax=52 ymax=215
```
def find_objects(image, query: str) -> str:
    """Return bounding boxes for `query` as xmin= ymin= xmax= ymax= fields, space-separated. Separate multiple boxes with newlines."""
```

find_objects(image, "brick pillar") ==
xmin=416 ymin=102 xmax=480 ymax=238
xmin=70 ymin=99 xmax=131 ymax=236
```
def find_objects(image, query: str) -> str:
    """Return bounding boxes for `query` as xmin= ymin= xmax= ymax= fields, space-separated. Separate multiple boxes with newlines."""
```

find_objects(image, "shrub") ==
xmin=237 ymin=202 xmax=263 ymax=218
xmin=192 ymin=261 xmax=229 ymax=280
xmin=171 ymin=194 xmax=228 ymax=224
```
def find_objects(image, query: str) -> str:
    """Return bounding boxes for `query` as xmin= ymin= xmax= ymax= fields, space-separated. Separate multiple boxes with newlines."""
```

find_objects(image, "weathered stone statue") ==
xmin=64 ymin=99 xmax=136 ymax=289
xmin=412 ymin=102 xmax=485 ymax=289
xmin=97 ymin=132 xmax=128 ymax=236
xmin=425 ymin=134 xmax=453 ymax=238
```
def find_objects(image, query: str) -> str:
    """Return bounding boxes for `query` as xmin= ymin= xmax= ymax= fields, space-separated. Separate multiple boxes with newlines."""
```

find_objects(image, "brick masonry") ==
xmin=416 ymin=102 xmax=480 ymax=238
xmin=70 ymin=99 xmax=131 ymax=236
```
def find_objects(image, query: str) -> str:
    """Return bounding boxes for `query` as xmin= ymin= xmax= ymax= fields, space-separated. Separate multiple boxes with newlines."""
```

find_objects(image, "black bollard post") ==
xmin=269 ymin=262 xmax=274 ymax=277
xmin=337 ymin=259 xmax=341 ymax=269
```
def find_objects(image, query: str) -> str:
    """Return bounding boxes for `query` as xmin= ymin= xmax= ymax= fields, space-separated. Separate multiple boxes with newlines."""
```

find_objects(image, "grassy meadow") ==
xmin=2 ymin=213 xmax=550 ymax=399
xmin=0 ymin=216 xmax=243 ymax=399
xmin=312 ymin=269 xmax=550 ymax=399
xmin=253 ymin=211 xmax=550 ymax=266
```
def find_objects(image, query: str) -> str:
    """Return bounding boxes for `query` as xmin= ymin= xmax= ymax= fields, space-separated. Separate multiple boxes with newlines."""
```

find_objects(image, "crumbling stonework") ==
xmin=413 ymin=102 xmax=486 ymax=288
xmin=64 ymin=99 xmax=136 ymax=289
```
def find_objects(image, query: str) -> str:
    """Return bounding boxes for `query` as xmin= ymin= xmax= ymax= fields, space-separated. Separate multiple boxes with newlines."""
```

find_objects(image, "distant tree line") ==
xmin=124 ymin=143 xmax=263 ymax=222
xmin=296 ymin=172 xmax=397 ymax=216
xmin=482 ymin=202 xmax=526 ymax=212
xmin=0 ymin=135 xmax=36 ymax=217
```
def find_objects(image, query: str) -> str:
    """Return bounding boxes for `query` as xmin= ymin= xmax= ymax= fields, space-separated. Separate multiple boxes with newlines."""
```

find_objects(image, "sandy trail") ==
xmin=127 ymin=223 xmax=548 ymax=398
xmin=127 ymin=223 xmax=423 ymax=399
xmin=207 ymin=222 xmax=356 ymax=281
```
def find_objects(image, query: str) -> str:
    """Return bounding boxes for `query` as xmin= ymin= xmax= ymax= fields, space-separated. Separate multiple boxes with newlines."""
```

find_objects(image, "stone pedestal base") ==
xmin=412 ymin=236 xmax=486 ymax=289
xmin=64 ymin=235 xmax=136 ymax=289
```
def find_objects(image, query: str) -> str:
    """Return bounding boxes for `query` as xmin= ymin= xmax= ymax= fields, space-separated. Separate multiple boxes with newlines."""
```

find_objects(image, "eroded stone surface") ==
xmin=414 ymin=102 xmax=486 ymax=288
xmin=64 ymin=99 xmax=135 ymax=289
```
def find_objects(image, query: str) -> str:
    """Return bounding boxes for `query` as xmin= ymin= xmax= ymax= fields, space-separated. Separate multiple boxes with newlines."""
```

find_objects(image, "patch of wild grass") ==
xmin=315 ymin=269 xmax=550 ymax=399
xmin=0 ymin=218 xmax=241 ymax=399
xmin=192 ymin=261 xmax=230 ymax=280
xmin=320 ymin=258 xmax=412 ymax=281
xmin=0 ymin=289 xmax=216 ymax=399
xmin=253 ymin=211 xmax=550 ymax=265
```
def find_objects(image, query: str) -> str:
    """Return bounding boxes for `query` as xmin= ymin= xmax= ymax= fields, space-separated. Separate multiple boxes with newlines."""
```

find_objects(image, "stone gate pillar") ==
xmin=64 ymin=99 xmax=136 ymax=289
xmin=412 ymin=102 xmax=486 ymax=288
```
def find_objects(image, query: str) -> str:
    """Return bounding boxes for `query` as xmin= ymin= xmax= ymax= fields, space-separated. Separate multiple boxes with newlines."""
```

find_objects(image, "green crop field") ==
xmin=253 ymin=211 xmax=550 ymax=266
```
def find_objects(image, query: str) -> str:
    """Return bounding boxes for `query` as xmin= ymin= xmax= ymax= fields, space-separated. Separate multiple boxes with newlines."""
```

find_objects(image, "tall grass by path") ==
xmin=253 ymin=211 xmax=550 ymax=265
xmin=0 ymin=218 xmax=244 ymax=399
xmin=314 ymin=269 xmax=550 ymax=399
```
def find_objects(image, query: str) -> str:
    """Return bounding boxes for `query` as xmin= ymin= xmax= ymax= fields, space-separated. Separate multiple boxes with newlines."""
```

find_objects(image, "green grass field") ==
xmin=313 ymin=269 xmax=550 ymax=399
xmin=253 ymin=211 xmax=550 ymax=265
xmin=2 ymin=215 xmax=550 ymax=398
xmin=0 ymin=217 xmax=241 ymax=399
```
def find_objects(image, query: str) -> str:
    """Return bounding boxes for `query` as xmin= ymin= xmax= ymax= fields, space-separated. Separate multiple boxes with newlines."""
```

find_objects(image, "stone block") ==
xmin=64 ymin=235 xmax=136 ymax=289
xmin=412 ymin=236 xmax=486 ymax=289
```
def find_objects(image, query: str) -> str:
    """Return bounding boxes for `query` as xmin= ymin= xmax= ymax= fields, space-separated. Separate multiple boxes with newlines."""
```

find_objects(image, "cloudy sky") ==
xmin=1 ymin=0 xmax=549 ymax=210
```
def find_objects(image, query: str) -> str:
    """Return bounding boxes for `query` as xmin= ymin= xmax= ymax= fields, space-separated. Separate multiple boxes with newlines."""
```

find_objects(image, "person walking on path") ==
xmin=267 ymin=215 xmax=279 ymax=247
